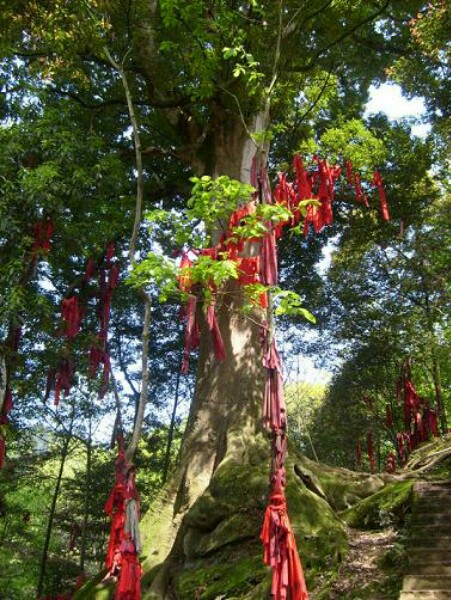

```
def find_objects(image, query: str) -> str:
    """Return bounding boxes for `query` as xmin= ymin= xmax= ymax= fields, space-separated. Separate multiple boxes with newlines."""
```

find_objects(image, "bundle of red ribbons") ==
xmin=43 ymin=242 xmax=120 ymax=406
xmin=357 ymin=366 xmax=439 ymax=473
xmin=179 ymin=154 xmax=390 ymax=372
xmin=104 ymin=435 xmax=142 ymax=600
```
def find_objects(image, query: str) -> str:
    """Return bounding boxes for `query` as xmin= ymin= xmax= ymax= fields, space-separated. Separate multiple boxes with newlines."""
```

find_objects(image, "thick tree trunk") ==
xmin=141 ymin=114 xmax=268 ymax=597
xmin=432 ymin=353 xmax=447 ymax=434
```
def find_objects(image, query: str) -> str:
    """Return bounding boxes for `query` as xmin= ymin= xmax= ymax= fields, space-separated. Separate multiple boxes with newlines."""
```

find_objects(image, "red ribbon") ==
xmin=61 ymin=296 xmax=81 ymax=339
xmin=260 ymin=492 xmax=308 ymax=600
xmin=372 ymin=171 xmax=390 ymax=221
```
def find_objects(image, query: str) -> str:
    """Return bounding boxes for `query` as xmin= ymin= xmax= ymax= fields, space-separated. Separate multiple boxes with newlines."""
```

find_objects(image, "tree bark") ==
xmin=79 ymin=414 xmax=92 ymax=573
xmin=127 ymin=296 xmax=151 ymax=461
xmin=141 ymin=113 xmax=269 ymax=597
xmin=37 ymin=414 xmax=74 ymax=598
xmin=162 ymin=358 xmax=182 ymax=486
xmin=0 ymin=354 xmax=6 ymax=416
xmin=432 ymin=352 xmax=447 ymax=434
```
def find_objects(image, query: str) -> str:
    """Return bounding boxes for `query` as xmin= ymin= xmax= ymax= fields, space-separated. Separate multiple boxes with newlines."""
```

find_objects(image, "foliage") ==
xmin=0 ymin=0 xmax=449 ymax=596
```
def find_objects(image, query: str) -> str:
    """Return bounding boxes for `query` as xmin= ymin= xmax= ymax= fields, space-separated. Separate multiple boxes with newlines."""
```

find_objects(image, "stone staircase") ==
xmin=400 ymin=482 xmax=451 ymax=599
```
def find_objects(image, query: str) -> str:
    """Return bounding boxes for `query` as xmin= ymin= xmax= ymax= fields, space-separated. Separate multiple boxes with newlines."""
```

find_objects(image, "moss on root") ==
xmin=72 ymin=571 xmax=114 ymax=600
xmin=140 ymin=451 xmax=352 ymax=599
xmin=293 ymin=454 xmax=385 ymax=511
xmin=342 ymin=480 xmax=414 ymax=529
xmin=173 ymin=548 xmax=269 ymax=600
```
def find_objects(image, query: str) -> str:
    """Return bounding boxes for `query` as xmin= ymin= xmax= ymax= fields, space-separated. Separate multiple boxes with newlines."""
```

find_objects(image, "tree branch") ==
xmin=292 ymin=0 xmax=392 ymax=73
xmin=104 ymin=46 xmax=152 ymax=461
xmin=127 ymin=297 xmax=151 ymax=460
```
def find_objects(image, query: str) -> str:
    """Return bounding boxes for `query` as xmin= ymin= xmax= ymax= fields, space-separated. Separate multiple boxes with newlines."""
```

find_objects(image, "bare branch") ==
xmin=127 ymin=297 xmax=151 ymax=461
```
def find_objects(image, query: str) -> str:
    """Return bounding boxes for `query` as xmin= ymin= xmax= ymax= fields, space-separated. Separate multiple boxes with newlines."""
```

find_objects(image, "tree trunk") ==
xmin=37 ymin=416 xmax=73 ymax=598
xmin=162 ymin=358 xmax=182 ymax=486
xmin=79 ymin=414 xmax=92 ymax=574
xmin=432 ymin=352 xmax=447 ymax=434
xmin=141 ymin=114 xmax=268 ymax=597
xmin=0 ymin=354 xmax=6 ymax=416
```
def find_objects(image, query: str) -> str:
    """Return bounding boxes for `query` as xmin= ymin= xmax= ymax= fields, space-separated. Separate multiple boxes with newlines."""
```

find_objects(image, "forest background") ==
xmin=0 ymin=1 xmax=449 ymax=598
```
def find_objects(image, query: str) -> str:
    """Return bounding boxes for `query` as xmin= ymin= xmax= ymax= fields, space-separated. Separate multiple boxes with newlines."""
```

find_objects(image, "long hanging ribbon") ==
xmin=61 ymin=296 xmax=81 ymax=339
xmin=206 ymin=303 xmax=226 ymax=361
xmin=260 ymin=492 xmax=308 ymax=600
xmin=258 ymin=157 xmax=308 ymax=600
xmin=105 ymin=436 xmax=142 ymax=600
xmin=372 ymin=171 xmax=390 ymax=221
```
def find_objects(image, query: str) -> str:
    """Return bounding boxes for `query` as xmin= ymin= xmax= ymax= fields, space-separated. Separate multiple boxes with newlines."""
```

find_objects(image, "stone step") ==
xmin=406 ymin=564 xmax=451 ymax=576
xmin=415 ymin=482 xmax=451 ymax=490
xmin=411 ymin=524 xmax=451 ymax=536
xmin=409 ymin=536 xmax=451 ymax=549
xmin=400 ymin=592 xmax=451 ymax=600
xmin=403 ymin=575 xmax=451 ymax=591
xmin=413 ymin=490 xmax=451 ymax=504
xmin=412 ymin=513 xmax=451 ymax=525
xmin=416 ymin=492 xmax=451 ymax=500
xmin=414 ymin=502 xmax=451 ymax=513
xmin=418 ymin=492 xmax=451 ymax=500
xmin=409 ymin=549 xmax=451 ymax=564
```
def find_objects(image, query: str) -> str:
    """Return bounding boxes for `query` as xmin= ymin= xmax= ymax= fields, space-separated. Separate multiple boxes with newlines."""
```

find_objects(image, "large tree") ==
xmin=1 ymin=1 xmax=442 ymax=596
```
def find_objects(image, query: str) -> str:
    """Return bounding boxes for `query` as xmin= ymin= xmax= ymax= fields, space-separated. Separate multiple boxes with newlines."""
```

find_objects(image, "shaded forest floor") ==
xmin=312 ymin=526 xmax=401 ymax=599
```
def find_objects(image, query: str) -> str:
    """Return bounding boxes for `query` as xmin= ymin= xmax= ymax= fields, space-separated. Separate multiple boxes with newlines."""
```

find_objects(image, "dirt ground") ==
xmin=312 ymin=526 xmax=400 ymax=599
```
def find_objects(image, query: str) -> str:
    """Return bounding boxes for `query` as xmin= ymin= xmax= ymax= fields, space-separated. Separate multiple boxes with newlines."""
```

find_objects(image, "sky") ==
xmin=365 ymin=83 xmax=430 ymax=137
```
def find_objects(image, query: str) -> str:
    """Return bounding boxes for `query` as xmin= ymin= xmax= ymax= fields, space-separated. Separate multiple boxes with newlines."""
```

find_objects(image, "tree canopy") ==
xmin=0 ymin=1 xmax=449 ymax=598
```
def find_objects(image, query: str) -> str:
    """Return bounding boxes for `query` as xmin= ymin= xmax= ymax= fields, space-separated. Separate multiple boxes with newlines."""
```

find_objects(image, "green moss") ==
xmin=185 ymin=512 xmax=258 ymax=558
xmin=174 ymin=552 xmax=269 ymax=600
xmin=72 ymin=571 xmax=114 ymax=600
xmin=342 ymin=480 xmax=414 ymax=529
xmin=293 ymin=453 xmax=385 ymax=510
xmin=184 ymin=490 xmax=233 ymax=531
xmin=208 ymin=457 xmax=269 ymax=509
xmin=168 ymin=453 xmax=350 ymax=597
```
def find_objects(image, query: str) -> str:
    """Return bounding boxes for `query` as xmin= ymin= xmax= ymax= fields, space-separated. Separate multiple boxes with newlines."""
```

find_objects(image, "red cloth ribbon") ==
xmin=396 ymin=433 xmax=406 ymax=464
xmin=260 ymin=230 xmax=278 ymax=287
xmin=105 ymin=440 xmax=142 ymax=600
xmin=263 ymin=340 xmax=287 ymax=432
xmin=181 ymin=295 xmax=199 ymax=374
xmin=372 ymin=171 xmax=390 ymax=221
xmin=356 ymin=439 xmax=362 ymax=466
xmin=237 ymin=257 xmax=260 ymax=286
xmin=61 ymin=296 xmax=81 ymax=339
xmin=260 ymin=492 xmax=308 ymax=600
xmin=83 ymin=258 xmax=97 ymax=282
xmin=206 ymin=304 xmax=226 ymax=362
xmin=32 ymin=218 xmax=54 ymax=254
xmin=385 ymin=451 xmax=397 ymax=473
xmin=293 ymin=154 xmax=312 ymax=201
xmin=54 ymin=358 xmax=74 ymax=406
xmin=109 ymin=263 xmax=120 ymax=289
